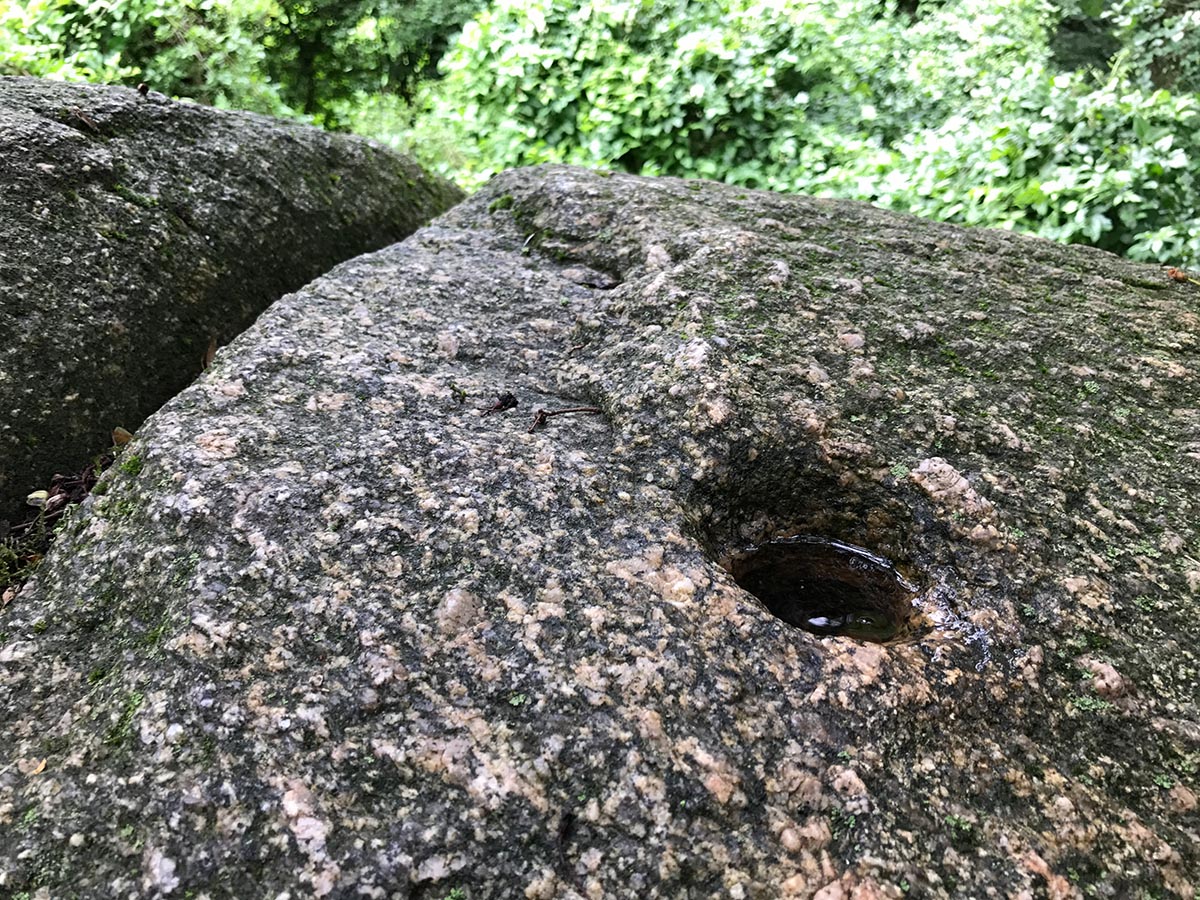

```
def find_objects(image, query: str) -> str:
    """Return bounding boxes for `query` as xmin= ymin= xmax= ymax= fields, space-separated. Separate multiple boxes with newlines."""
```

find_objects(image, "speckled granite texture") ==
xmin=0 ymin=76 xmax=462 ymax=521
xmin=1 ymin=166 xmax=1197 ymax=899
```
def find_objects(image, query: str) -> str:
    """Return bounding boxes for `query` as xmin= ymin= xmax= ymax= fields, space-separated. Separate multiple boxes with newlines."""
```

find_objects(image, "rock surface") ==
xmin=1 ymin=165 xmax=1198 ymax=898
xmin=0 ymin=76 xmax=462 ymax=521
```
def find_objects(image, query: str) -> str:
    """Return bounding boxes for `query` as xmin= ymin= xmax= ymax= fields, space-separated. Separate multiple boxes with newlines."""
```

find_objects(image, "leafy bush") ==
xmin=1110 ymin=0 xmax=1200 ymax=94
xmin=0 ymin=0 xmax=482 ymax=125
xmin=430 ymin=0 xmax=937 ymax=182
xmin=0 ymin=0 xmax=287 ymax=115
xmin=261 ymin=0 xmax=483 ymax=127
xmin=877 ymin=69 xmax=1200 ymax=263
xmin=427 ymin=0 xmax=1200 ymax=264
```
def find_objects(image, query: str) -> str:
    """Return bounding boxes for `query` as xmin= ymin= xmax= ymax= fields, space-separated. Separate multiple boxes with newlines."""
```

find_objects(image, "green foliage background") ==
xmin=1 ymin=0 xmax=1198 ymax=265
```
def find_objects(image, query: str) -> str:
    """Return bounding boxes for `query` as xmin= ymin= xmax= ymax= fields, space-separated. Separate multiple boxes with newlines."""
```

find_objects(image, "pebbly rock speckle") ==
xmin=1 ymin=165 xmax=1197 ymax=898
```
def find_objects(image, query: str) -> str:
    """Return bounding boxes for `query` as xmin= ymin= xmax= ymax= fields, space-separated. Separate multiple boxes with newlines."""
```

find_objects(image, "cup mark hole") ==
xmin=727 ymin=535 xmax=925 ymax=643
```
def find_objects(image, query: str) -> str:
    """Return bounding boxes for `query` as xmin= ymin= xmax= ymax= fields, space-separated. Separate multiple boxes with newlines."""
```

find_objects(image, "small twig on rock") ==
xmin=68 ymin=107 xmax=100 ymax=133
xmin=528 ymin=406 xmax=603 ymax=433
xmin=482 ymin=392 xmax=518 ymax=416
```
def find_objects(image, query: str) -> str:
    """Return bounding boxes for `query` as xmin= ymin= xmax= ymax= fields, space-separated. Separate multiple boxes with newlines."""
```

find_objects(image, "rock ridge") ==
xmin=0 ymin=76 xmax=462 ymax=519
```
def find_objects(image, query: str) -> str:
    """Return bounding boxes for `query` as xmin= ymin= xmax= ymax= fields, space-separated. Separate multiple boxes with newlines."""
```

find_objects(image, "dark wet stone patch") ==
xmin=727 ymin=535 xmax=926 ymax=642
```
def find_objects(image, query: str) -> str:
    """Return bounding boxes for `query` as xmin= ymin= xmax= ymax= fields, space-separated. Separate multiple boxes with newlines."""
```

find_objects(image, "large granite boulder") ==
xmin=1 ymin=166 xmax=1197 ymax=899
xmin=0 ymin=76 xmax=462 ymax=522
